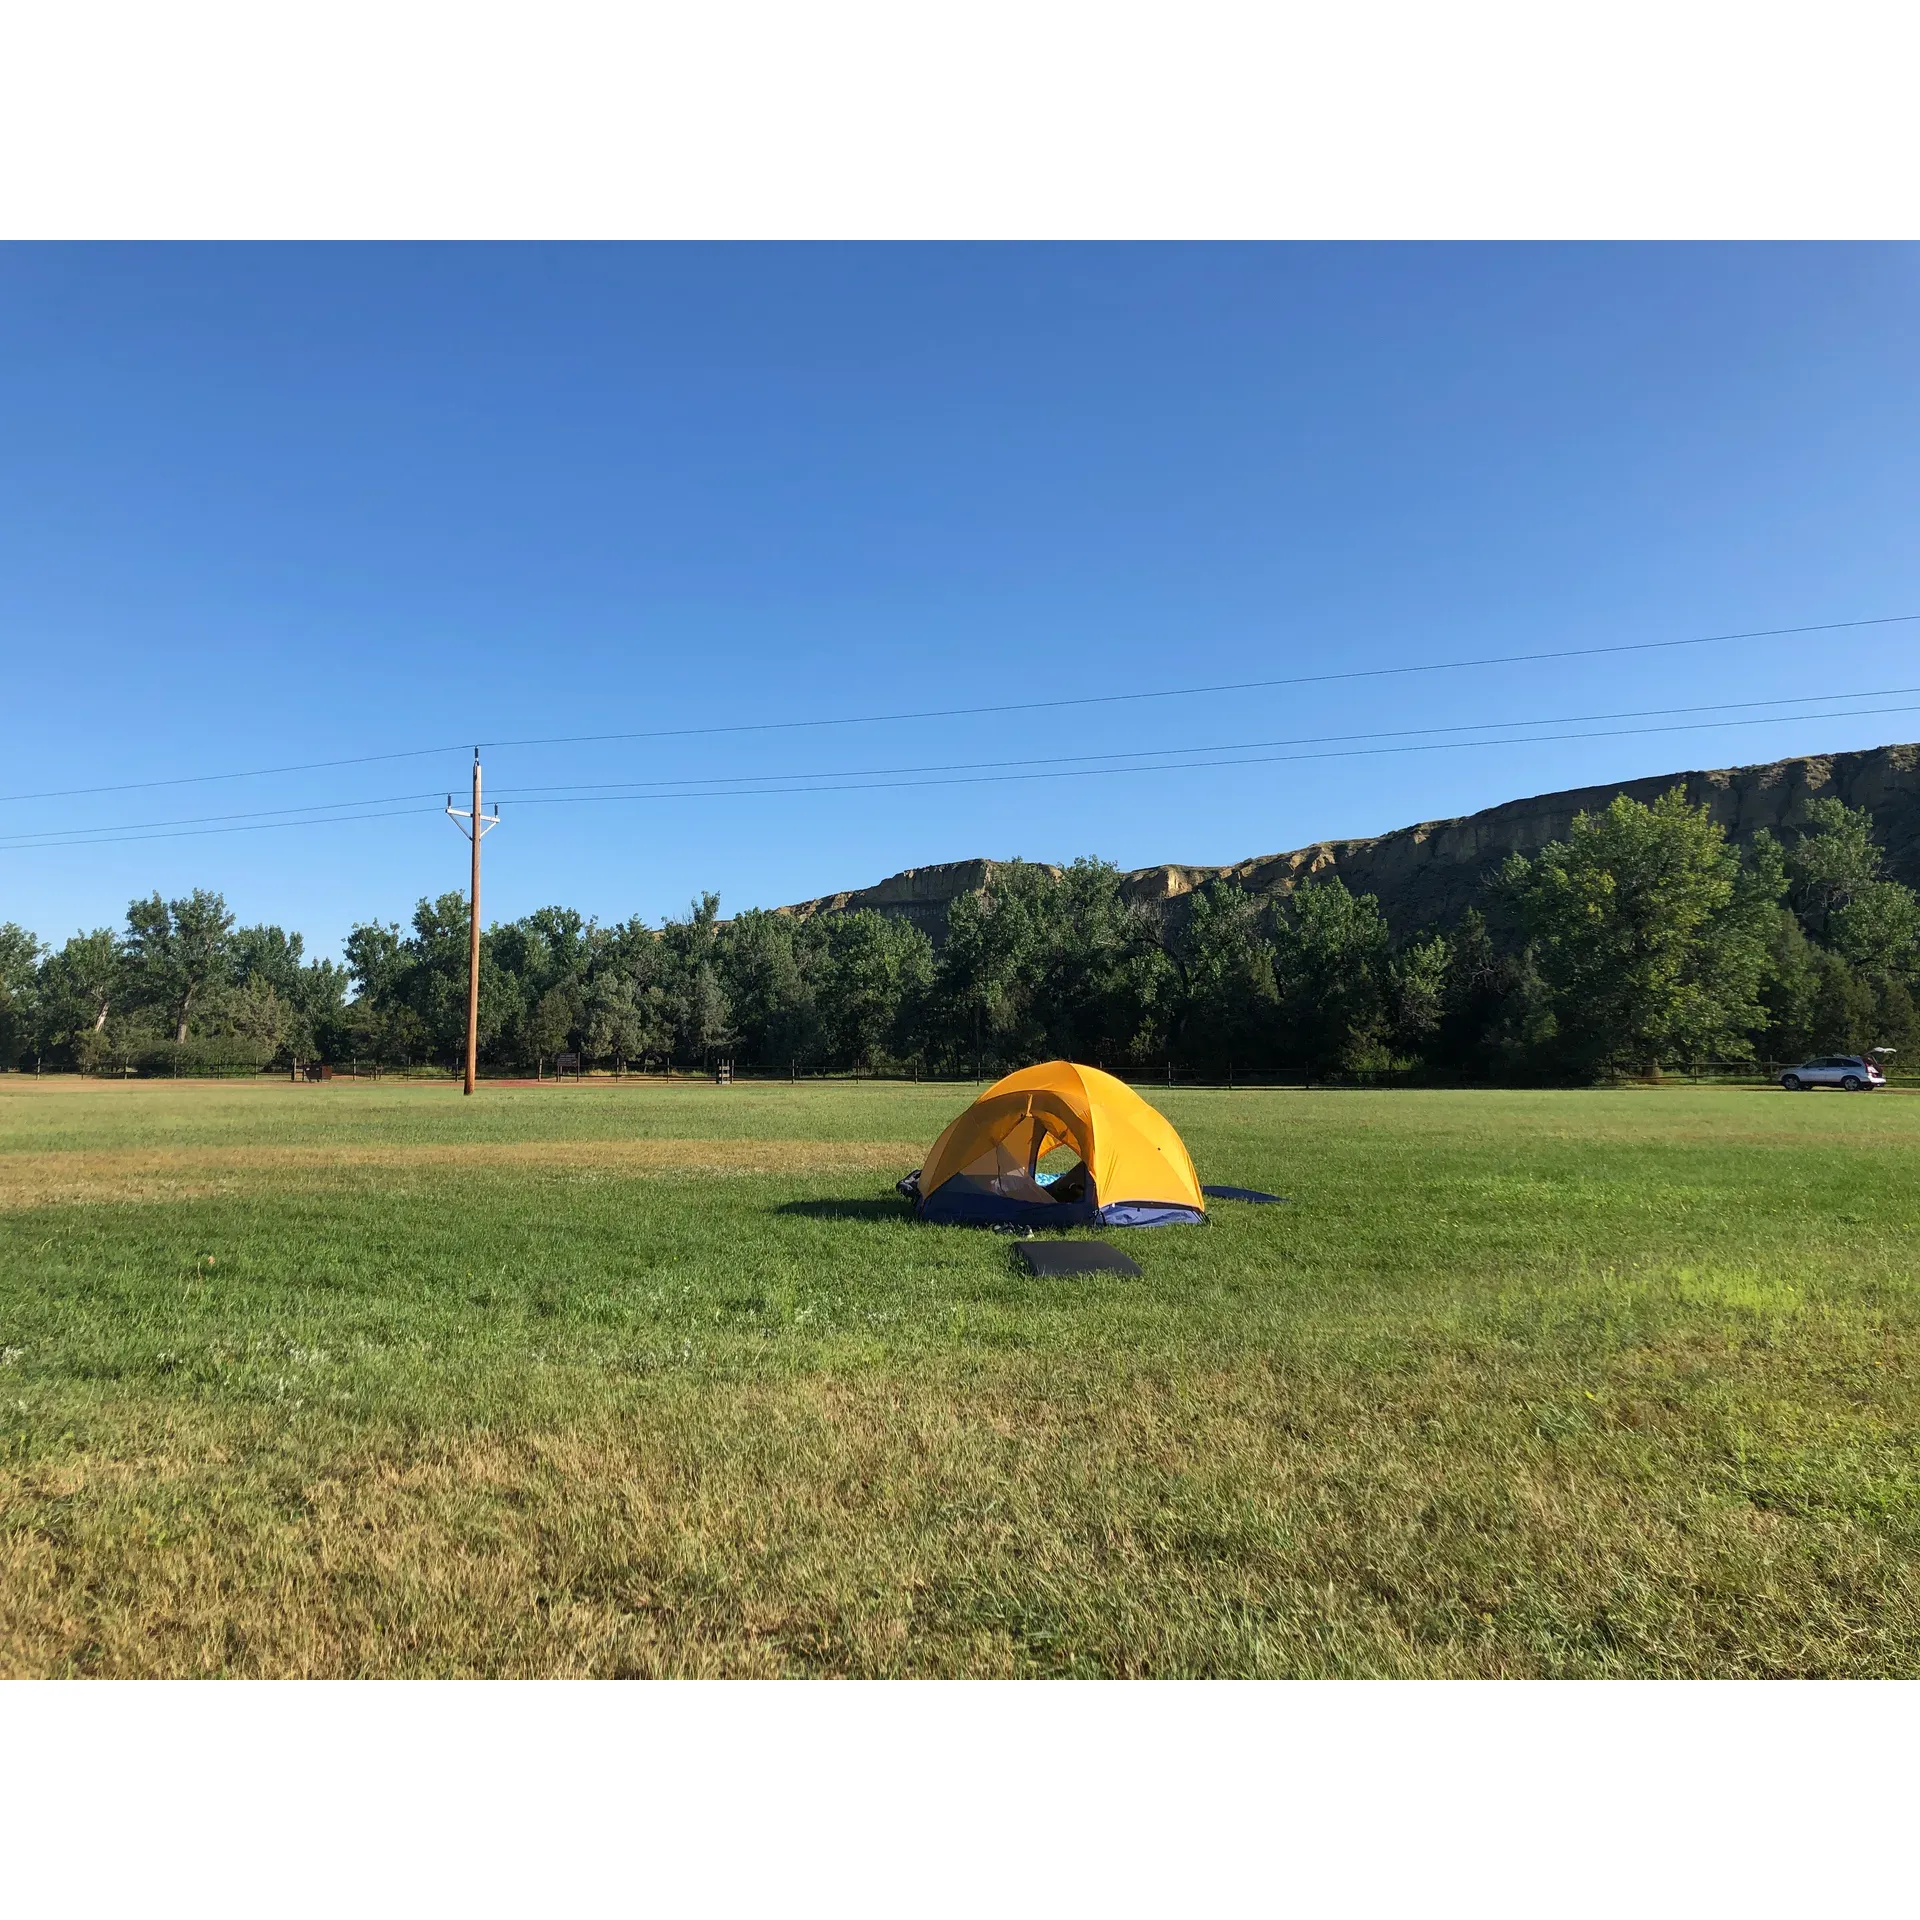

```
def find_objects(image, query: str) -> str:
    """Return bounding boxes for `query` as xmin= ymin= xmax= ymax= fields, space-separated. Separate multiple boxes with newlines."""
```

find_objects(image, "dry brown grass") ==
xmin=6 ymin=1350 xmax=1915 ymax=1679
xmin=0 ymin=1137 xmax=924 ymax=1209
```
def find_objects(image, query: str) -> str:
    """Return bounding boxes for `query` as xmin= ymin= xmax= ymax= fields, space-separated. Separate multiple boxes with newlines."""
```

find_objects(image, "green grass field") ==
xmin=2 ymin=1074 xmax=1917 ymax=1677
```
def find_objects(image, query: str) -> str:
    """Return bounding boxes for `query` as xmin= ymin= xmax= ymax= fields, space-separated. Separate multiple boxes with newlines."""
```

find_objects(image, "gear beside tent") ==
xmin=905 ymin=1061 xmax=1207 ymax=1229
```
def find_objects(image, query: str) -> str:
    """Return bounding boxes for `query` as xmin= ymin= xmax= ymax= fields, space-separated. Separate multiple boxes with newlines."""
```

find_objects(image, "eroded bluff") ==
xmin=770 ymin=741 xmax=1920 ymax=941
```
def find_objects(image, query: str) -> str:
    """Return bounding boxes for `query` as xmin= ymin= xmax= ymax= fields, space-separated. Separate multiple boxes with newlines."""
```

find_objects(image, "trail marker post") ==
xmin=446 ymin=751 xmax=501 ymax=1096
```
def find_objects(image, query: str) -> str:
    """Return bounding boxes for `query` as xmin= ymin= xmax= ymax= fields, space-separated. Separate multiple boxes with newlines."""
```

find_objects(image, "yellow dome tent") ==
xmin=911 ymin=1061 xmax=1206 ymax=1228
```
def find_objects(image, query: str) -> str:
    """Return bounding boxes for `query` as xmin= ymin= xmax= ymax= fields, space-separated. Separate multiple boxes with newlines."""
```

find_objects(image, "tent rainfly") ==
xmin=909 ymin=1061 xmax=1206 ymax=1229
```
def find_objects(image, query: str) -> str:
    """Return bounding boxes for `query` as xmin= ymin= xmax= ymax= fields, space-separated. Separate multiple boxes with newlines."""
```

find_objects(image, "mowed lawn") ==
xmin=2 ymin=1075 xmax=1917 ymax=1678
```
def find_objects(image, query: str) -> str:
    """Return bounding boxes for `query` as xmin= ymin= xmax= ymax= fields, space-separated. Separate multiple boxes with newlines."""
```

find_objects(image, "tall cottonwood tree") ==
xmin=925 ymin=863 xmax=1058 ymax=1073
xmin=34 ymin=929 xmax=125 ymax=1065
xmin=123 ymin=890 xmax=236 ymax=1042
xmin=0 ymin=923 xmax=44 ymax=1067
xmin=1502 ymin=790 xmax=1779 ymax=1075
xmin=1170 ymin=882 xmax=1277 ymax=1072
xmin=1271 ymin=878 xmax=1396 ymax=1073
xmin=1759 ymin=799 xmax=1920 ymax=1058
xmin=818 ymin=909 xmax=934 ymax=1070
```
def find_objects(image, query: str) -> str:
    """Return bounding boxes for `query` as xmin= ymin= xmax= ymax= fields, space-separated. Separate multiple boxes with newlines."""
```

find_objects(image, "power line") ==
xmin=460 ymin=613 xmax=1920 ymax=755
xmin=10 ymin=698 xmax=1916 ymax=853
xmin=0 ymin=790 xmax=446 ymax=849
xmin=10 ymin=681 xmax=1913 ymax=848
xmin=0 ymin=804 xmax=442 ymax=853
xmin=490 ymin=699 xmax=1920 ymax=808
xmin=0 ymin=609 xmax=1914 ymax=807
xmin=489 ymin=683 xmax=1920 ymax=801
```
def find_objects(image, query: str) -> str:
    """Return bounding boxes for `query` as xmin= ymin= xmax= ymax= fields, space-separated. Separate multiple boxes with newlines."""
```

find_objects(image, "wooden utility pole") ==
xmin=446 ymin=752 xmax=500 ymax=1096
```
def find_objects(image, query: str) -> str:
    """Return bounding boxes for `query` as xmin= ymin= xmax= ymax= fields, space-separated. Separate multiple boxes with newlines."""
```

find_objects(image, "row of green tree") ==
xmin=2 ymin=792 xmax=1915 ymax=1082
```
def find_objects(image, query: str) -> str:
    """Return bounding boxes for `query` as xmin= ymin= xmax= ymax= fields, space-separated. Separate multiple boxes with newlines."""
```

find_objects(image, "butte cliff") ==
xmin=772 ymin=740 xmax=1920 ymax=942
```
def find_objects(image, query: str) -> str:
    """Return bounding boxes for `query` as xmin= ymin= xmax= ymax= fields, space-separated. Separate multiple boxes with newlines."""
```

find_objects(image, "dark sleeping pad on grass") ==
xmin=1202 ymin=1184 xmax=1289 ymax=1205
xmin=1012 ymin=1240 xmax=1143 ymax=1279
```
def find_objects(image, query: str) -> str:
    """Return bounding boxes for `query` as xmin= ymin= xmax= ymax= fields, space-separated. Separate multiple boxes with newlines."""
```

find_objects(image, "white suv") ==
xmin=1780 ymin=1055 xmax=1886 ymax=1092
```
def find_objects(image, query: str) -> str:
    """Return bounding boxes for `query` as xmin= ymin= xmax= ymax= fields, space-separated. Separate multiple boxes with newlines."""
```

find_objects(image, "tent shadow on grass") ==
xmin=774 ymin=1197 xmax=908 ymax=1224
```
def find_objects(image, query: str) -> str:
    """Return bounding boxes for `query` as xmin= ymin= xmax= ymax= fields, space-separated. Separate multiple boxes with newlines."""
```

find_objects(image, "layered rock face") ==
xmin=774 ymin=858 xmax=1021 ymax=942
xmin=773 ymin=741 xmax=1920 ymax=942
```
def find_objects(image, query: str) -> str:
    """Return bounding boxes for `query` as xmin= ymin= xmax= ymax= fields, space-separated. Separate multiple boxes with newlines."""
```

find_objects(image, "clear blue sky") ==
xmin=3 ymin=244 xmax=1917 ymax=958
